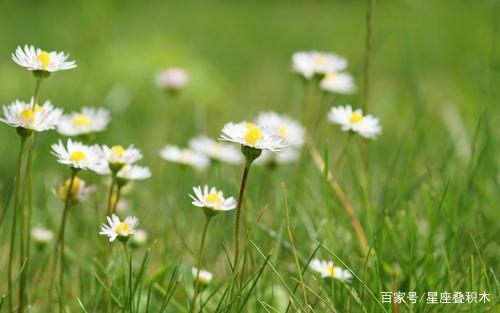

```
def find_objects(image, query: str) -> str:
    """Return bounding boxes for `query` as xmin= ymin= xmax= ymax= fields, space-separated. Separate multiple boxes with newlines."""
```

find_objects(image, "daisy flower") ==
xmin=159 ymin=145 xmax=209 ymax=170
xmin=131 ymin=229 xmax=148 ymax=247
xmin=327 ymin=105 xmax=382 ymax=139
xmin=0 ymin=99 xmax=62 ymax=133
xmin=12 ymin=45 xmax=76 ymax=73
xmin=57 ymin=107 xmax=110 ymax=136
xmin=255 ymin=111 xmax=305 ymax=148
xmin=31 ymin=227 xmax=54 ymax=244
xmin=99 ymin=214 xmax=138 ymax=242
xmin=190 ymin=185 xmax=236 ymax=216
xmin=320 ymin=72 xmax=356 ymax=95
xmin=57 ymin=176 xmax=95 ymax=205
xmin=192 ymin=267 xmax=213 ymax=285
xmin=309 ymin=259 xmax=352 ymax=281
xmin=116 ymin=164 xmax=152 ymax=184
xmin=51 ymin=139 xmax=105 ymax=172
xmin=219 ymin=122 xmax=287 ymax=154
xmin=189 ymin=135 xmax=243 ymax=165
xmin=254 ymin=148 xmax=300 ymax=166
xmin=155 ymin=68 xmax=189 ymax=92
xmin=292 ymin=51 xmax=347 ymax=79
xmin=100 ymin=144 xmax=143 ymax=172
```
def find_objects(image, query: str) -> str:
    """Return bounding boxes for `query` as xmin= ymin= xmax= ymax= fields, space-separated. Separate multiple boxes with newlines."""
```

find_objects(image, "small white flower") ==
xmin=254 ymin=148 xmax=300 ymax=166
xmin=292 ymin=51 xmax=347 ymax=79
xmin=320 ymin=72 xmax=356 ymax=94
xmin=116 ymin=164 xmax=151 ymax=181
xmin=31 ymin=227 xmax=54 ymax=244
xmin=100 ymin=144 xmax=143 ymax=168
xmin=131 ymin=229 xmax=148 ymax=246
xmin=327 ymin=105 xmax=381 ymax=139
xmin=58 ymin=176 xmax=95 ymax=204
xmin=190 ymin=185 xmax=236 ymax=215
xmin=99 ymin=214 xmax=138 ymax=242
xmin=12 ymin=45 xmax=76 ymax=72
xmin=51 ymin=139 xmax=105 ymax=172
xmin=192 ymin=267 xmax=213 ymax=285
xmin=189 ymin=135 xmax=243 ymax=165
xmin=57 ymin=107 xmax=110 ymax=136
xmin=309 ymin=259 xmax=352 ymax=281
xmin=155 ymin=68 xmax=189 ymax=91
xmin=255 ymin=112 xmax=305 ymax=148
xmin=159 ymin=145 xmax=209 ymax=170
xmin=0 ymin=99 xmax=62 ymax=132
xmin=219 ymin=122 xmax=287 ymax=153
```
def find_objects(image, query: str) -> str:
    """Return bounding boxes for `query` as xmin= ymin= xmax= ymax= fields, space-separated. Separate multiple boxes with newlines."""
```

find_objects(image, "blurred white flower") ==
xmin=320 ymin=72 xmax=356 ymax=94
xmin=190 ymin=185 xmax=236 ymax=216
xmin=219 ymin=122 xmax=287 ymax=153
xmin=292 ymin=51 xmax=347 ymax=79
xmin=159 ymin=145 xmax=209 ymax=170
xmin=255 ymin=112 xmax=305 ymax=148
xmin=57 ymin=107 xmax=110 ymax=136
xmin=309 ymin=259 xmax=352 ymax=281
xmin=327 ymin=105 xmax=381 ymax=139
xmin=99 ymin=214 xmax=138 ymax=242
xmin=51 ymin=139 xmax=105 ymax=172
xmin=254 ymin=148 xmax=300 ymax=166
xmin=155 ymin=68 xmax=189 ymax=91
xmin=131 ymin=229 xmax=148 ymax=246
xmin=57 ymin=176 xmax=95 ymax=204
xmin=192 ymin=267 xmax=213 ymax=285
xmin=12 ymin=45 xmax=76 ymax=72
xmin=116 ymin=164 xmax=151 ymax=182
xmin=0 ymin=99 xmax=62 ymax=132
xmin=31 ymin=227 xmax=54 ymax=244
xmin=99 ymin=144 xmax=143 ymax=173
xmin=189 ymin=135 xmax=243 ymax=165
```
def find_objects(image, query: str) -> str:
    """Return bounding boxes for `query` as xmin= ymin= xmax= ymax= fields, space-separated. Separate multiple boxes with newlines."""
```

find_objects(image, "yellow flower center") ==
xmin=314 ymin=54 xmax=326 ymax=65
xmin=63 ymin=176 xmax=81 ymax=197
xmin=18 ymin=106 xmax=43 ymax=123
xmin=325 ymin=72 xmax=337 ymax=80
xmin=115 ymin=222 xmax=130 ymax=235
xmin=70 ymin=151 xmax=86 ymax=162
xmin=111 ymin=145 xmax=126 ymax=157
xmin=327 ymin=265 xmax=335 ymax=277
xmin=349 ymin=112 xmax=364 ymax=124
xmin=278 ymin=125 xmax=287 ymax=138
xmin=72 ymin=114 xmax=92 ymax=126
xmin=243 ymin=123 xmax=263 ymax=145
xmin=206 ymin=192 xmax=220 ymax=203
xmin=36 ymin=51 xmax=51 ymax=69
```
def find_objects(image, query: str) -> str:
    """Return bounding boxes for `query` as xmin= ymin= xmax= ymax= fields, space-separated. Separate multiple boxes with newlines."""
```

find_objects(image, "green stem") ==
xmin=30 ymin=79 xmax=43 ymax=110
xmin=7 ymin=136 xmax=27 ymax=313
xmin=111 ymin=185 xmax=123 ymax=215
xmin=190 ymin=216 xmax=212 ymax=313
xmin=106 ymin=176 xmax=116 ymax=216
xmin=233 ymin=163 xmax=251 ymax=269
xmin=56 ymin=169 xmax=78 ymax=312
xmin=334 ymin=133 xmax=353 ymax=172
xmin=122 ymin=242 xmax=133 ymax=313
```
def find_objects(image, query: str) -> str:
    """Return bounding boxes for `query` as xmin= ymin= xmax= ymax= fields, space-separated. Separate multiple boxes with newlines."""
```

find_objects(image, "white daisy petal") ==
xmin=57 ymin=107 xmax=110 ymax=136
xmin=155 ymin=68 xmax=189 ymax=91
xmin=219 ymin=121 xmax=287 ymax=153
xmin=292 ymin=51 xmax=347 ymax=79
xmin=99 ymin=214 xmax=138 ymax=242
xmin=0 ymin=99 xmax=63 ymax=132
xmin=327 ymin=105 xmax=382 ymax=139
xmin=51 ymin=139 xmax=106 ymax=172
xmin=159 ymin=145 xmax=209 ymax=170
xmin=12 ymin=45 xmax=76 ymax=72
xmin=189 ymin=135 xmax=243 ymax=165
xmin=190 ymin=185 xmax=236 ymax=214
xmin=309 ymin=258 xmax=352 ymax=282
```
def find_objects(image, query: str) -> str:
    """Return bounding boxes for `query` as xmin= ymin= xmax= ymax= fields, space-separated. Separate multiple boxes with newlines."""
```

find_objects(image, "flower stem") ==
xmin=334 ymin=133 xmax=353 ymax=172
xmin=122 ymin=242 xmax=133 ymax=313
xmin=106 ymin=176 xmax=116 ymax=216
xmin=112 ymin=185 xmax=123 ymax=215
xmin=55 ymin=169 xmax=78 ymax=312
xmin=190 ymin=216 xmax=212 ymax=313
xmin=30 ymin=78 xmax=43 ymax=110
xmin=233 ymin=163 xmax=251 ymax=269
xmin=7 ymin=136 xmax=27 ymax=313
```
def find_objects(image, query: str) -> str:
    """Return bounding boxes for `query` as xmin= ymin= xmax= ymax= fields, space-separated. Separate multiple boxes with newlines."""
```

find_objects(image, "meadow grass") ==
xmin=0 ymin=0 xmax=498 ymax=312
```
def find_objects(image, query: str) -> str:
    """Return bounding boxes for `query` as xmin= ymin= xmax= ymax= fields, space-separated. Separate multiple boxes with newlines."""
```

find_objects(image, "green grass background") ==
xmin=0 ymin=0 xmax=498 ymax=312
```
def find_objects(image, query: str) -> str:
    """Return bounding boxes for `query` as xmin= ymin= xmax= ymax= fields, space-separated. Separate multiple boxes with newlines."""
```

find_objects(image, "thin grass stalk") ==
xmin=190 ymin=216 xmax=212 ymax=313
xmin=334 ymin=133 xmax=353 ymax=172
xmin=362 ymin=0 xmax=374 ymax=177
xmin=7 ymin=136 xmax=27 ymax=313
xmin=233 ymin=163 xmax=251 ymax=269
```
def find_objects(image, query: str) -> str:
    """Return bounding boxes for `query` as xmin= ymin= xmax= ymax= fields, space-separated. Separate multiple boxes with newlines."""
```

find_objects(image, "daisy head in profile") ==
xmin=255 ymin=111 xmax=305 ymax=148
xmin=189 ymin=135 xmax=243 ymax=165
xmin=99 ymin=214 xmax=138 ymax=243
xmin=292 ymin=51 xmax=347 ymax=80
xmin=31 ymin=227 xmax=54 ymax=246
xmin=0 ymin=99 xmax=63 ymax=136
xmin=327 ymin=105 xmax=381 ymax=139
xmin=192 ymin=267 xmax=213 ymax=286
xmin=51 ymin=139 xmax=105 ymax=172
xmin=155 ymin=68 xmax=189 ymax=93
xmin=309 ymin=259 xmax=352 ymax=282
xmin=12 ymin=45 xmax=76 ymax=77
xmin=219 ymin=121 xmax=287 ymax=164
xmin=100 ymin=144 xmax=143 ymax=173
xmin=57 ymin=107 xmax=110 ymax=137
xmin=115 ymin=164 xmax=152 ymax=187
xmin=57 ymin=176 xmax=95 ymax=205
xmin=320 ymin=71 xmax=356 ymax=95
xmin=159 ymin=145 xmax=209 ymax=171
xmin=190 ymin=185 xmax=236 ymax=217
